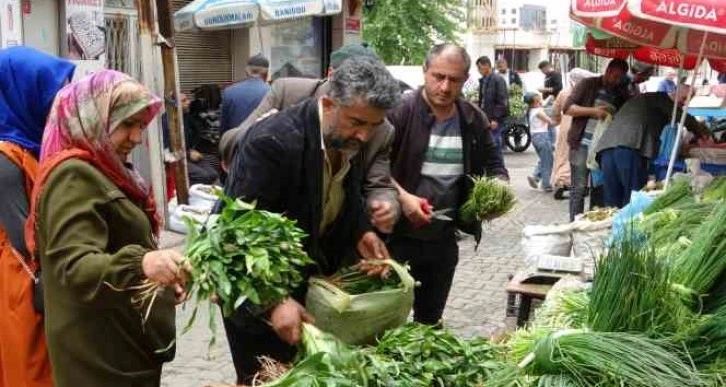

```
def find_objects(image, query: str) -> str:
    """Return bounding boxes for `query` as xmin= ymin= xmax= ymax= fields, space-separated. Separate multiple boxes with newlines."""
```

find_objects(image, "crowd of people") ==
xmin=1 ymin=39 xmax=723 ymax=386
xmin=0 ymin=41 xmax=510 ymax=386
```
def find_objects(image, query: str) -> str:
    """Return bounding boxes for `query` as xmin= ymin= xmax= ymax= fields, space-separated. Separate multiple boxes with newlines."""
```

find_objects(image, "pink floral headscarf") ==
xmin=33 ymin=70 xmax=163 ymax=236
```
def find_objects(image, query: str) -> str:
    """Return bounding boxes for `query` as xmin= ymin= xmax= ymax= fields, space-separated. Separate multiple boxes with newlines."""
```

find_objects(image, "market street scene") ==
xmin=1 ymin=0 xmax=725 ymax=386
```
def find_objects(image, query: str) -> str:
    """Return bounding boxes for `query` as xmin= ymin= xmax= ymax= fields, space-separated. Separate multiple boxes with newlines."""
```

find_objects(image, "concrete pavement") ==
xmin=160 ymin=147 xmax=570 ymax=386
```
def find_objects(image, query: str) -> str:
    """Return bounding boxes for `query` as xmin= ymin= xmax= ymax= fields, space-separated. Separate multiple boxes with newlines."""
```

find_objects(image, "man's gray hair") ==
xmin=424 ymin=43 xmax=471 ymax=76
xmin=328 ymin=56 xmax=401 ymax=110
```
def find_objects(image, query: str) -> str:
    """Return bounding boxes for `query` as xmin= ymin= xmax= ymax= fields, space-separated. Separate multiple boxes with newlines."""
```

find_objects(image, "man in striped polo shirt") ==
xmin=388 ymin=44 xmax=509 ymax=325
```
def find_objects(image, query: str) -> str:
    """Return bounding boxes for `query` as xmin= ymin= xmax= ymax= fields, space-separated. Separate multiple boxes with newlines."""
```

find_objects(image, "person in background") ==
xmin=496 ymin=58 xmax=522 ymax=89
xmin=220 ymin=44 xmax=400 ymax=235
xmin=658 ymin=69 xmax=678 ymax=94
xmin=389 ymin=44 xmax=509 ymax=326
xmin=26 ymin=70 xmax=188 ymax=387
xmin=628 ymin=61 xmax=655 ymax=97
xmin=538 ymin=60 xmax=563 ymax=100
xmin=525 ymin=93 xmax=554 ymax=192
xmin=220 ymin=54 xmax=270 ymax=135
xmin=187 ymin=84 xmax=223 ymax=185
xmin=221 ymin=58 xmax=400 ymax=384
xmin=550 ymin=68 xmax=598 ymax=198
xmin=0 ymin=45 xmax=75 ymax=387
xmin=564 ymin=59 xmax=630 ymax=220
xmin=595 ymin=92 xmax=707 ymax=208
xmin=477 ymin=56 xmax=509 ymax=162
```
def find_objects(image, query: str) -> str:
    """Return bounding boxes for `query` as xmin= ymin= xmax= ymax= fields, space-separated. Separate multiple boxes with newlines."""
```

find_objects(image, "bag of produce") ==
xmin=571 ymin=208 xmax=616 ymax=276
xmin=305 ymin=259 xmax=415 ymax=345
xmin=522 ymin=224 xmax=573 ymax=268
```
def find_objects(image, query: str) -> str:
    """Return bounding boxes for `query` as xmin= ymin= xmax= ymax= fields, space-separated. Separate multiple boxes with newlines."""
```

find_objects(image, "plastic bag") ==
xmin=305 ymin=259 xmax=415 ymax=345
xmin=522 ymin=224 xmax=574 ymax=268
xmin=586 ymin=116 xmax=612 ymax=170
xmin=572 ymin=216 xmax=613 ymax=277
xmin=609 ymin=191 xmax=654 ymax=245
xmin=189 ymin=184 xmax=222 ymax=208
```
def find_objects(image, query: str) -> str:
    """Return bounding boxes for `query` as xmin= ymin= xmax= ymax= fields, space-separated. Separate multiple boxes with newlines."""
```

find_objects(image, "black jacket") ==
xmin=478 ymin=74 xmax=509 ymax=121
xmin=224 ymin=98 xmax=371 ymax=276
xmin=503 ymin=70 xmax=523 ymax=89
xmin=388 ymin=89 xmax=509 ymax=243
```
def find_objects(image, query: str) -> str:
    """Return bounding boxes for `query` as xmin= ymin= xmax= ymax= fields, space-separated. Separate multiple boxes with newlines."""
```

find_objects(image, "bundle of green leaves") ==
xmin=182 ymin=196 xmax=314 ymax=344
xmin=460 ymin=176 xmax=516 ymax=223
xmin=325 ymin=265 xmax=403 ymax=295
xmin=374 ymin=323 xmax=502 ymax=386
xmin=508 ymin=84 xmax=526 ymax=119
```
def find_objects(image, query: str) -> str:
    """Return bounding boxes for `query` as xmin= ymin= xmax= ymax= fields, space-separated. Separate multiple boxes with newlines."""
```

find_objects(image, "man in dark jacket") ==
xmin=389 ymin=44 xmax=509 ymax=325
xmin=477 ymin=55 xmax=509 ymax=161
xmin=219 ymin=44 xmax=400 ymax=234
xmin=595 ymin=92 xmax=706 ymax=208
xmin=538 ymin=60 xmax=563 ymax=100
xmin=564 ymin=58 xmax=630 ymax=220
xmin=220 ymin=54 xmax=270 ymax=134
xmin=496 ymin=58 xmax=522 ymax=89
xmin=221 ymin=57 xmax=401 ymax=385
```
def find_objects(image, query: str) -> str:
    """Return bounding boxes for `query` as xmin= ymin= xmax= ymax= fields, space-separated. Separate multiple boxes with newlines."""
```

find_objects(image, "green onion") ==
xmin=672 ymin=204 xmax=726 ymax=295
xmin=522 ymin=330 xmax=704 ymax=387
xmin=588 ymin=239 xmax=693 ymax=336
xmin=460 ymin=176 xmax=516 ymax=223
xmin=644 ymin=178 xmax=694 ymax=215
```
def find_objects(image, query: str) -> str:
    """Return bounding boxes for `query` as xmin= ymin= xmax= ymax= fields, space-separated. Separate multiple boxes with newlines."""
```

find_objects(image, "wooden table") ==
xmin=505 ymin=271 xmax=560 ymax=327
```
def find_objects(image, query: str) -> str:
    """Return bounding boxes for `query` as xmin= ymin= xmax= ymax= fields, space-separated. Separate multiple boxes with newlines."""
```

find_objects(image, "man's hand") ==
xmin=399 ymin=192 xmax=431 ymax=227
xmin=592 ymin=107 xmax=609 ymax=120
xmin=356 ymin=231 xmax=391 ymax=277
xmin=189 ymin=149 xmax=203 ymax=162
xmin=489 ymin=120 xmax=499 ymax=130
xmin=269 ymin=298 xmax=314 ymax=345
xmin=369 ymin=200 xmax=396 ymax=234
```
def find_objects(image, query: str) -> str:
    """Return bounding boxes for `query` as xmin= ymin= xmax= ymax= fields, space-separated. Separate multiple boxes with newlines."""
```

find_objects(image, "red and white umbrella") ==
xmin=585 ymin=33 xmax=725 ymax=70
xmin=571 ymin=0 xmax=726 ymax=59
xmin=572 ymin=0 xmax=726 ymax=186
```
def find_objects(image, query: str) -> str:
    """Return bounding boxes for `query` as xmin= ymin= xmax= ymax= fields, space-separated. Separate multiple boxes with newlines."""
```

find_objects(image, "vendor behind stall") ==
xmin=595 ymin=92 xmax=708 ymax=208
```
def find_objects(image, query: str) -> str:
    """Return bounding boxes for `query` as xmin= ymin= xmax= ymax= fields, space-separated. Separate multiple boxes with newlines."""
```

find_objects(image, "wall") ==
xmin=19 ymin=0 xmax=60 ymax=54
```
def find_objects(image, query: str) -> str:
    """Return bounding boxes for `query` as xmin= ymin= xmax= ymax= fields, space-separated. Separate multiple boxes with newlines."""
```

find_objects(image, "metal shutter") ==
xmin=173 ymin=0 xmax=235 ymax=93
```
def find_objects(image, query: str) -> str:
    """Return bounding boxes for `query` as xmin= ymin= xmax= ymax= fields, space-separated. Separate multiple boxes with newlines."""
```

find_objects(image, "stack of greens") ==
xmin=325 ymin=265 xmax=402 ymax=295
xmin=265 ymin=323 xmax=504 ymax=387
xmin=182 ymin=195 xmax=313 ymax=344
xmin=460 ymin=176 xmax=517 ymax=223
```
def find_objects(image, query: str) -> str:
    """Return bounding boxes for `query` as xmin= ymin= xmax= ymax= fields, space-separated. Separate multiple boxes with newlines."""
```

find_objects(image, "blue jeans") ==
xmin=532 ymin=132 xmax=554 ymax=189
xmin=569 ymin=146 xmax=589 ymax=221
xmin=600 ymin=147 xmax=649 ymax=208
xmin=492 ymin=125 xmax=504 ymax=161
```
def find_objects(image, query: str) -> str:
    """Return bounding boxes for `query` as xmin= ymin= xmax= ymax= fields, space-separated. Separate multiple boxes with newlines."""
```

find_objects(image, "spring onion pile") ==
xmin=460 ymin=176 xmax=517 ymax=223
xmin=182 ymin=195 xmax=313 ymax=345
xmin=643 ymin=178 xmax=694 ymax=215
xmin=702 ymin=176 xmax=726 ymax=202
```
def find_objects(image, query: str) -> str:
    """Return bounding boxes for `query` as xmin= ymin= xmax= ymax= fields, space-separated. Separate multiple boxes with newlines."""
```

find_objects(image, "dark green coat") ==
xmin=35 ymin=159 xmax=175 ymax=387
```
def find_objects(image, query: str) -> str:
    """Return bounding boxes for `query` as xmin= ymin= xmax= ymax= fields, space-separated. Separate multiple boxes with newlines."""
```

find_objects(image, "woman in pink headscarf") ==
xmin=26 ymin=70 xmax=188 ymax=387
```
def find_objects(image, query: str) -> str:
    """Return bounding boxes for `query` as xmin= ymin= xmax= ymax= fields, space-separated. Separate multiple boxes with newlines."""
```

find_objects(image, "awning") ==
xmin=174 ymin=0 xmax=342 ymax=32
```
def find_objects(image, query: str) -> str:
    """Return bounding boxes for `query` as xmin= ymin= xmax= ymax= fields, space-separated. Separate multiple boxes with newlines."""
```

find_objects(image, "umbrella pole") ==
xmin=256 ymin=20 xmax=265 ymax=54
xmin=668 ymin=56 xmax=685 ymax=128
xmin=664 ymin=31 xmax=709 ymax=189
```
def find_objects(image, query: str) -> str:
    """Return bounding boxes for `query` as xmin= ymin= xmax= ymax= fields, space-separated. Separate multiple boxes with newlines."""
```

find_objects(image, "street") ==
xmin=159 ymin=146 xmax=570 ymax=386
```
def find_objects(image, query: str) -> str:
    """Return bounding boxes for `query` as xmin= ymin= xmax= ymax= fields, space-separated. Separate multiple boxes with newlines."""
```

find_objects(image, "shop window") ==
xmin=269 ymin=18 xmax=323 ymax=80
xmin=105 ymin=16 xmax=129 ymax=74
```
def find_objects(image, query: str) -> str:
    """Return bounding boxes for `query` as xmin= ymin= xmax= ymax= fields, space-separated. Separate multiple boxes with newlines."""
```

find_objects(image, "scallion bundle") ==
xmin=460 ymin=176 xmax=516 ymax=223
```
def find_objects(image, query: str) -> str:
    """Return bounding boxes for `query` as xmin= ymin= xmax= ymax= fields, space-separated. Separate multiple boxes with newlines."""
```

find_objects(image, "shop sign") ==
xmin=1 ymin=0 xmax=23 ymax=47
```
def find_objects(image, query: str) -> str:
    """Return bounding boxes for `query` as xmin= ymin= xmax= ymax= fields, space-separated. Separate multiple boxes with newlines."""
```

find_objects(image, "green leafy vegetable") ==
xmin=460 ymin=176 xmax=516 ymax=223
xmin=182 ymin=195 xmax=314 ymax=347
xmin=325 ymin=265 xmax=403 ymax=295
xmin=644 ymin=178 xmax=694 ymax=215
